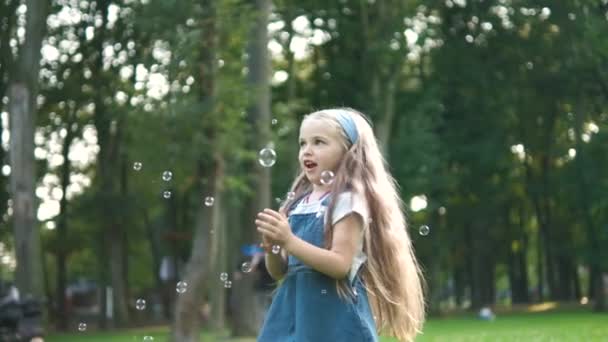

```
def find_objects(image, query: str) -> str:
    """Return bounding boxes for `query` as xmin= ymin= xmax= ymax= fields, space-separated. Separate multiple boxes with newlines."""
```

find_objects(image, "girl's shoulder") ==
xmin=285 ymin=190 xmax=368 ymax=218
xmin=285 ymin=191 xmax=315 ymax=215
xmin=331 ymin=190 xmax=367 ymax=208
xmin=329 ymin=190 xmax=370 ymax=225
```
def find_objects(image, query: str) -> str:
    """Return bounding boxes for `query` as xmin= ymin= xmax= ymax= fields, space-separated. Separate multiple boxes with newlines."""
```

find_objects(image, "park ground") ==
xmin=46 ymin=303 xmax=608 ymax=342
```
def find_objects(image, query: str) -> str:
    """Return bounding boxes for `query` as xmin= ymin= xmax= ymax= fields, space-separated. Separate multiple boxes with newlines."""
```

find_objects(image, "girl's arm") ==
xmin=284 ymin=214 xmax=362 ymax=279
xmin=264 ymin=246 xmax=287 ymax=280
xmin=256 ymin=208 xmax=363 ymax=280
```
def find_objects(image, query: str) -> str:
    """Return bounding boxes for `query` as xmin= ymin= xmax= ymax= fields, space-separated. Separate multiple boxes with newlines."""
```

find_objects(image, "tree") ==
xmin=171 ymin=1 xmax=222 ymax=340
xmin=231 ymin=0 xmax=272 ymax=335
xmin=7 ymin=0 xmax=49 ymax=299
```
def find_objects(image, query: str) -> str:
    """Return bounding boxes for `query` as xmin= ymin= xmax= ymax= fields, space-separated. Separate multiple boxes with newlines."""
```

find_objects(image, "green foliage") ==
xmin=2 ymin=0 xmax=608 ymax=331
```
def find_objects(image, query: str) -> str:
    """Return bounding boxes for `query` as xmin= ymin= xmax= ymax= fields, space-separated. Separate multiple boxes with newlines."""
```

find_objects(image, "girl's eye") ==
xmin=299 ymin=139 xmax=324 ymax=146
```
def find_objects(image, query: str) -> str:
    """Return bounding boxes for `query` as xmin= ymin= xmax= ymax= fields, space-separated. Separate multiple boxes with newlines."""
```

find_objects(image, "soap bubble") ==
xmin=419 ymin=225 xmax=430 ymax=236
xmin=258 ymin=148 xmax=277 ymax=167
xmin=204 ymin=196 xmax=214 ymax=206
xmin=176 ymin=281 xmax=188 ymax=294
xmin=135 ymin=298 xmax=146 ymax=311
xmin=241 ymin=262 xmax=252 ymax=273
xmin=320 ymin=170 xmax=335 ymax=185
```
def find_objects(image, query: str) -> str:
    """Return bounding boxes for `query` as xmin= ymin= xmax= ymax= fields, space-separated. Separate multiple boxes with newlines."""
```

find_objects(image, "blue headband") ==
xmin=324 ymin=109 xmax=359 ymax=145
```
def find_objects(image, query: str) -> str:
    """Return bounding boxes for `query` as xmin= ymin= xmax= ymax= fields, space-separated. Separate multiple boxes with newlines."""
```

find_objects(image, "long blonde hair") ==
xmin=279 ymin=108 xmax=426 ymax=341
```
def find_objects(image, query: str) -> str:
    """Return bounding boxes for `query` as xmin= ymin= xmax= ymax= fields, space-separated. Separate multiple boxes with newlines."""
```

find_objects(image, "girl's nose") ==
xmin=301 ymin=145 xmax=312 ymax=155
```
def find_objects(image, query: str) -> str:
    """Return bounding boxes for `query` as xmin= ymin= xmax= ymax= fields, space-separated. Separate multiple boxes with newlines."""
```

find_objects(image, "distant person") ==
xmin=239 ymin=244 xmax=274 ymax=294
xmin=233 ymin=244 xmax=274 ymax=329
xmin=478 ymin=306 xmax=496 ymax=321
xmin=0 ymin=280 xmax=45 ymax=341
xmin=255 ymin=108 xmax=425 ymax=341
xmin=0 ymin=280 xmax=19 ymax=306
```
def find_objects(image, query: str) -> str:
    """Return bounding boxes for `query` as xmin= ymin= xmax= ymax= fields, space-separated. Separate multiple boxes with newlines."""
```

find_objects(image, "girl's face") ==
xmin=298 ymin=117 xmax=346 ymax=186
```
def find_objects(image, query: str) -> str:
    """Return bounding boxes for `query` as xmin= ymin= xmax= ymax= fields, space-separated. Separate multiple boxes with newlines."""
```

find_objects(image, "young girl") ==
xmin=255 ymin=108 xmax=425 ymax=342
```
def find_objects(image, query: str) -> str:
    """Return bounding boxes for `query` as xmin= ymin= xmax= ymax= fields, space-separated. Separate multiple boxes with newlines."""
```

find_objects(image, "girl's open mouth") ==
xmin=304 ymin=161 xmax=317 ymax=170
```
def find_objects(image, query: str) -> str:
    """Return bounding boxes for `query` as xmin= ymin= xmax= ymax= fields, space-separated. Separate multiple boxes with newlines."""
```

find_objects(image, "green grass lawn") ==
xmin=46 ymin=310 xmax=608 ymax=342
xmin=393 ymin=310 xmax=608 ymax=342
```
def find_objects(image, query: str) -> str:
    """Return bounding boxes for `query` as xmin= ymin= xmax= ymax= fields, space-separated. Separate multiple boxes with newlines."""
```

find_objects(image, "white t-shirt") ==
xmin=331 ymin=191 xmax=369 ymax=282
xmin=290 ymin=191 xmax=368 ymax=282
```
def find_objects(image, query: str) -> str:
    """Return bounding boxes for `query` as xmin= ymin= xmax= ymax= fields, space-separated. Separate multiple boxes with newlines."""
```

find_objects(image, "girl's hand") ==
xmin=259 ymin=235 xmax=274 ymax=253
xmin=255 ymin=209 xmax=294 ymax=249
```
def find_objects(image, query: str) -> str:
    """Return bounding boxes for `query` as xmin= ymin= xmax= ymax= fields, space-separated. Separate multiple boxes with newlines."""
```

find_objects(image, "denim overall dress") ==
xmin=257 ymin=194 xmax=378 ymax=342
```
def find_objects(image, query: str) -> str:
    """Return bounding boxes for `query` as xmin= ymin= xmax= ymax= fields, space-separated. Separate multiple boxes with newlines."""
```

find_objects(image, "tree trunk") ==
xmin=55 ymin=111 xmax=76 ymax=330
xmin=232 ymin=0 xmax=272 ymax=336
xmin=536 ymin=225 xmax=545 ymax=302
xmin=509 ymin=205 xmax=529 ymax=304
xmin=572 ymin=108 xmax=605 ymax=311
xmin=592 ymin=271 xmax=605 ymax=311
xmin=172 ymin=156 xmax=224 ymax=341
xmin=509 ymin=247 xmax=530 ymax=304
xmin=468 ymin=220 xmax=495 ymax=309
xmin=507 ymin=245 xmax=518 ymax=302
xmin=556 ymin=257 xmax=575 ymax=301
xmin=523 ymin=155 xmax=548 ymax=302
xmin=142 ymin=208 xmax=170 ymax=319
xmin=94 ymin=71 xmax=130 ymax=328
xmin=171 ymin=0 xmax=220 ymax=339
xmin=281 ymin=5 xmax=300 ymax=179
xmin=537 ymin=185 xmax=555 ymax=302
xmin=90 ymin=0 xmax=129 ymax=327
xmin=453 ymin=268 xmax=464 ymax=307
xmin=375 ymin=76 xmax=397 ymax=157
xmin=8 ymin=0 xmax=48 ymax=300
xmin=508 ymin=242 xmax=529 ymax=304
xmin=485 ymin=260 xmax=496 ymax=305
xmin=520 ymin=153 xmax=543 ymax=302
xmin=98 ymin=233 xmax=109 ymax=328
xmin=574 ymin=266 xmax=582 ymax=300
xmin=120 ymin=152 xmax=131 ymax=317
xmin=589 ymin=268 xmax=597 ymax=301
xmin=92 ymin=0 xmax=108 ymax=329
xmin=209 ymin=195 xmax=226 ymax=331
xmin=541 ymin=109 xmax=559 ymax=301
xmin=107 ymin=218 xmax=129 ymax=326
xmin=9 ymin=85 xmax=44 ymax=295
xmin=540 ymin=155 xmax=558 ymax=301
xmin=464 ymin=224 xmax=478 ymax=309
xmin=515 ymin=244 xmax=530 ymax=303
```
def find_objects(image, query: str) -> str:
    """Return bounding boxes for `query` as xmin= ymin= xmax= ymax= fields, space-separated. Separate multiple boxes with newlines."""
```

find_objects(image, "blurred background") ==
xmin=0 ymin=0 xmax=607 ymax=341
